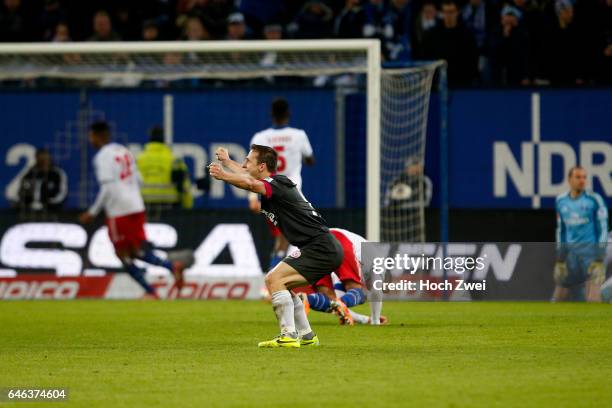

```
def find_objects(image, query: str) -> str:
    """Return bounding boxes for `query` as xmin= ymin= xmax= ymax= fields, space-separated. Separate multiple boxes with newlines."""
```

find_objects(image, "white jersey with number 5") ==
xmin=250 ymin=126 xmax=313 ymax=190
xmin=91 ymin=143 xmax=144 ymax=218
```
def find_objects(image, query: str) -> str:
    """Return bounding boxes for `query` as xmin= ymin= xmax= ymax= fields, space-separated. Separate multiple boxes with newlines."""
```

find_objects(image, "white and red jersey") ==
xmin=330 ymin=228 xmax=366 ymax=266
xmin=288 ymin=227 xmax=366 ymax=286
xmin=250 ymin=126 xmax=313 ymax=190
xmin=88 ymin=142 xmax=145 ymax=218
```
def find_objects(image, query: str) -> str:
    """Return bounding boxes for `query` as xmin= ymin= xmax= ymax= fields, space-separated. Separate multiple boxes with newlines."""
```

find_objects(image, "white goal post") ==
xmin=0 ymin=40 xmax=444 ymax=242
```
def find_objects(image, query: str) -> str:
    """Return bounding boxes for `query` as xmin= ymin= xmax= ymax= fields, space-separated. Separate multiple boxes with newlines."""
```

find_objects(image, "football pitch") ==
xmin=1 ymin=301 xmax=611 ymax=407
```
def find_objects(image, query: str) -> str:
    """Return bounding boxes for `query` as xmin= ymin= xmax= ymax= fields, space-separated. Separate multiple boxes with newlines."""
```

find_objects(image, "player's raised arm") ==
xmin=215 ymin=147 xmax=247 ymax=174
xmin=208 ymin=162 xmax=267 ymax=195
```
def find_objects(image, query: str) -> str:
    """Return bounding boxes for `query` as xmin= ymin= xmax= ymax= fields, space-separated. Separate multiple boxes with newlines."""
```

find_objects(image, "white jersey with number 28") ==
xmin=250 ymin=126 xmax=313 ymax=190
xmin=92 ymin=143 xmax=144 ymax=218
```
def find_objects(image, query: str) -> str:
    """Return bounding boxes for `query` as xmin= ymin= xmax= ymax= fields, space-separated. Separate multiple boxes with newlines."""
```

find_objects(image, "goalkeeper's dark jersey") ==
xmin=260 ymin=174 xmax=329 ymax=247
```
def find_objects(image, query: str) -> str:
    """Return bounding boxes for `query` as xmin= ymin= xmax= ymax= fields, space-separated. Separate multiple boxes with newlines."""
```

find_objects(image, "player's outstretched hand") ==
xmin=215 ymin=147 xmax=229 ymax=163
xmin=208 ymin=162 xmax=225 ymax=180
xmin=79 ymin=212 xmax=94 ymax=224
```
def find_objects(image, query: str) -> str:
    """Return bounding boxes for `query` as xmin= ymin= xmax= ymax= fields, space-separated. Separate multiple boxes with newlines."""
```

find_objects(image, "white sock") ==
xmin=370 ymin=301 xmax=382 ymax=325
xmin=292 ymin=294 xmax=313 ymax=337
xmin=271 ymin=290 xmax=296 ymax=335
xmin=348 ymin=309 xmax=370 ymax=325
xmin=369 ymin=288 xmax=383 ymax=325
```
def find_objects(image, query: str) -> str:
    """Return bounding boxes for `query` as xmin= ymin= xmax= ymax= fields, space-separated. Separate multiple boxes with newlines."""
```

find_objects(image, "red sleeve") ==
xmin=261 ymin=180 xmax=272 ymax=199
xmin=265 ymin=219 xmax=281 ymax=237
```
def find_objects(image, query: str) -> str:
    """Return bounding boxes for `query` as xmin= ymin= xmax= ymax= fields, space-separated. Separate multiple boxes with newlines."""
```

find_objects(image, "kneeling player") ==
xmin=79 ymin=122 xmax=184 ymax=299
xmin=210 ymin=145 xmax=343 ymax=348
xmin=299 ymin=228 xmax=386 ymax=325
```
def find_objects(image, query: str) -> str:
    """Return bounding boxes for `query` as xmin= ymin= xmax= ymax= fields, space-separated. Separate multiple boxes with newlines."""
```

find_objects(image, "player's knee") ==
xmin=588 ymin=262 xmax=605 ymax=286
xmin=264 ymin=271 xmax=278 ymax=290
xmin=553 ymin=263 xmax=568 ymax=285
xmin=344 ymin=280 xmax=362 ymax=290
xmin=317 ymin=285 xmax=336 ymax=300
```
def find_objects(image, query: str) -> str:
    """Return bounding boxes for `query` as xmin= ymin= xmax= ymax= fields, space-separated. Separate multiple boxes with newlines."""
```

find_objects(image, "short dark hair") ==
xmin=568 ymin=166 xmax=585 ymax=178
xmin=441 ymin=0 xmax=457 ymax=8
xmin=36 ymin=147 xmax=49 ymax=157
xmin=271 ymin=97 xmax=290 ymax=122
xmin=90 ymin=121 xmax=110 ymax=136
xmin=250 ymin=144 xmax=278 ymax=172
xmin=149 ymin=125 xmax=164 ymax=143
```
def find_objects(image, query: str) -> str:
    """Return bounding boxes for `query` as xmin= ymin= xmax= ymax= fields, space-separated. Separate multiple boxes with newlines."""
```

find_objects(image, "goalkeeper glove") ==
xmin=553 ymin=261 xmax=567 ymax=285
xmin=587 ymin=261 xmax=605 ymax=286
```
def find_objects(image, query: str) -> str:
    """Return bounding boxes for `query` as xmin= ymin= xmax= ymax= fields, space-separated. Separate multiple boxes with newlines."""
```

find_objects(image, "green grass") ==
xmin=0 ymin=301 xmax=611 ymax=408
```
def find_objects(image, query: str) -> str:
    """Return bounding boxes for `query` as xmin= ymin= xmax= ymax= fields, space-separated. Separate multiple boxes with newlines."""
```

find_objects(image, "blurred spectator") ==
xmin=334 ymin=0 xmax=367 ymax=39
xmin=197 ymin=0 xmax=234 ymax=39
xmin=382 ymin=155 xmax=432 ymax=241
xmin=413 ymin=1 xmax=438 ymax=59
xmin=491 ymin=4 xmax=531 ymax=85
xmin=52 ymin=22 xmax=81 ymax=66
xmin=142 ymin=20 xmax=161 ymax=41
xmin=502 ymin=0 xmax=543 ymax=83
xmin=263 ymin=23 xmax=283 ymax=41
xmin=597 ymin=0 xmax=612 ymax=83
xmin=113 ymin=6 xmax=140 ymax=41
xmin=423 ymin=0 xmax=478 ymax=87
xmin=384 ymin=156 xmax=433 ymax=208
xmin=289 ymin=1 xmax=334 ymax=39
xmin=52 ymin=22 xmax=71 ymax=42
xmin=462 ymin=0 xmax=496 ymax=84
xmin=39 ymin=0 xmax=65 ymax=41
xmin=542 ymin=0 xmax=587 ymax=85
xmin=239 ymin=0 xmax=288 ymax=35
xmin=18 ymin=148 xmax=67 ymax=213
xmin=88 ymin=10 xmax=121 ymax=42
xmin=226 ymin=12 xmax=250 ymax=40
xmin=183 ymin=16 xmax=211 ymax=40
xmin=0 ymin=0 xmax=607 ymax=88
xmin=261 ymin=24 xmax=283 ymax=67
xmin=137 ymin=126 xmax=193 ymax=210
xmin=363 ymin=0 xmax=394 ymax=59
xmin=0 ymin=0 xmax=30 ymax=42
xmin=386 ymin=0 xmax=413 ymax=61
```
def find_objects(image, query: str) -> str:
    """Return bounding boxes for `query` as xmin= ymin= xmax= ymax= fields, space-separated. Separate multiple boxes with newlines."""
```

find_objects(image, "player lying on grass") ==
xmin=209 ymin=145 xmax=344 ymax=348
xmin=79 ymin=122 xmax=185 ymax=299
xmin=293 ymin=228 xmax=386 ymax=325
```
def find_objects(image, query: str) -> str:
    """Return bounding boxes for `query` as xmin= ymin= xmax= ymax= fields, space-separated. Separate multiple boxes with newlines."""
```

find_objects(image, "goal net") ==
xmin=0 ymin=41 xmax=442 ymax=243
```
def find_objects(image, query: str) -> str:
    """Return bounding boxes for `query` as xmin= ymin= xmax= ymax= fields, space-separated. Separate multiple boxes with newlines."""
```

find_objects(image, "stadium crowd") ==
xmin=0 ymin=0 xmax=610 ymax=86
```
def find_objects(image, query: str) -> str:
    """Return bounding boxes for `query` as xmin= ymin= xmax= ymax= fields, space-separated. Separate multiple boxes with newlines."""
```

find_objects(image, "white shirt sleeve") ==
xmin=300 ymin=131 xmax=313 ymax=157
xmin=88 ymin=183 xmax=109 ymax=216
xmin=88 ymin=150 xmax=114 ymax=216
xmin=94 ymin=153 xmax=114 ymax=185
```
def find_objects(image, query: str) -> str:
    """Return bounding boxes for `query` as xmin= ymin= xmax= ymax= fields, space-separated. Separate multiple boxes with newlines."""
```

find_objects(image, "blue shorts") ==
xmin=562 ymin=251 xmax=598 ymax=288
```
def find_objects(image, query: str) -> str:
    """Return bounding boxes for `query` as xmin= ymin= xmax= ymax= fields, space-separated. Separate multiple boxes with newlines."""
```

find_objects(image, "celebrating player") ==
xmin=248 ymin=98 xmax=315 ymax=267
xmin=79 ymin=122 xmax=185 ymax=299
xmin=296 ymin=228 xmax=386 ymax=325
xmin=209 ymin=145 xmax=343 ymax=348
xmin=553 ymin=166 xmax=608 ymax=302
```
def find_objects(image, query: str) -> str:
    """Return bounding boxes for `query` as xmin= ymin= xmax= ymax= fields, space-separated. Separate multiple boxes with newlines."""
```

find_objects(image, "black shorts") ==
xmin=283 ymin=233 xmax=344 ymax=285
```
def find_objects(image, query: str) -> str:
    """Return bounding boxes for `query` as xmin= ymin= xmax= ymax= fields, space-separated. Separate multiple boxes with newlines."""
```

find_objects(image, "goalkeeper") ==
xmin=553 ymin=166 xmax=608 ymax=302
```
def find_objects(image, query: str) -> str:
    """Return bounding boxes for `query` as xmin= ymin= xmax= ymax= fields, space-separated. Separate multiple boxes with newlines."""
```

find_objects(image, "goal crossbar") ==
xmin=0 ymin=39 xmax=385 ymax=241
